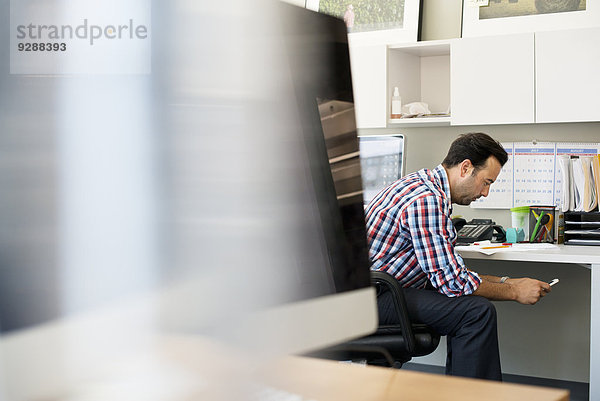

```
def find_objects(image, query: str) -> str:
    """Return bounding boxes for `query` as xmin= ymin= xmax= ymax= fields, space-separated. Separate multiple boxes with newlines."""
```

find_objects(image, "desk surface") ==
xmin=0 ymin=308 xmax=571 ymax=401
xmin=457 ymin=244 xmax=600 ymax=265
xmin=267 ymin=356 xmax=570 ymax=401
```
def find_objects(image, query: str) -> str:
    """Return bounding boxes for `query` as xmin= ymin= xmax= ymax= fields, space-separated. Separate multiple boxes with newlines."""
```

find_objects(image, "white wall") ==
xmin=361 ymin=123 xmax=600 ymax=229
xmin=420 ymin=0 xmax=462 ymax=41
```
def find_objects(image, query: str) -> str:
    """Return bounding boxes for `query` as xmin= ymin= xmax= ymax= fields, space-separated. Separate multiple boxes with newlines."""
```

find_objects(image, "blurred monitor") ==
xmin=359 ymin=135 xmax=405 ymax=205
xmin=0 ymin=2 xmax=377 ymax=399
xmin=255 ymin=3 xmax=377 ymax=353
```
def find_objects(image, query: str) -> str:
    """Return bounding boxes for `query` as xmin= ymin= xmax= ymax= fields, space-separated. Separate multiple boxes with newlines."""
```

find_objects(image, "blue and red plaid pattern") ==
xmin=365 ymin=165 xmax=481 ymax=296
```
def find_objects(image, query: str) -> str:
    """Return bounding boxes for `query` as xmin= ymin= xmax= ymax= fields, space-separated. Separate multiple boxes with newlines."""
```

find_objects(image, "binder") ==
xmin=593 ymin=155 xmax=600 ymax=211
xmin=581 ymin=156 xmax=597 ymax=212
xmin=572 ymin=157 xmax=584 ymax=211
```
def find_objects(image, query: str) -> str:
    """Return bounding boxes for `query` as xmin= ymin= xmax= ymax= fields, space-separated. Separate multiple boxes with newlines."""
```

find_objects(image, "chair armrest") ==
xmin=370 ymin=271 xmax=417 ymax=355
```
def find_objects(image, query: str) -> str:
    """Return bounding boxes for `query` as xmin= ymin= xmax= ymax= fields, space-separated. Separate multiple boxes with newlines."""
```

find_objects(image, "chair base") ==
xmin=305 ymin=325 xmax=440 ymax=369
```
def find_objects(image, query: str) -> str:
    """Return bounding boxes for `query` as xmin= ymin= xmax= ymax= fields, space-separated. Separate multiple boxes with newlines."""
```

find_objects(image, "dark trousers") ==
xmin=378 ymin=286 xmax=502 ymax=381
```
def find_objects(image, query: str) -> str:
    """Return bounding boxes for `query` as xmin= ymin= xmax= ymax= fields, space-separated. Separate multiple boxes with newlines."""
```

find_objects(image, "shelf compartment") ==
xmin=387 ymin=40 xmax=451 ymax=128
xmin=564 ymin=211 xmax=600 ymax=246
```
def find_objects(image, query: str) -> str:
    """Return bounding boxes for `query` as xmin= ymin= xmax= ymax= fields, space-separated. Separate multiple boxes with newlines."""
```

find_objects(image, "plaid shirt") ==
xmin=365 ymin=164 xmax=481 ymax=296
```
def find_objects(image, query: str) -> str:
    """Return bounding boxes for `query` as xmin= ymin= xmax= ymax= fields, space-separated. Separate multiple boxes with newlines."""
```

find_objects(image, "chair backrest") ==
xmin=370 ymin=271 xmax=417 ymax=354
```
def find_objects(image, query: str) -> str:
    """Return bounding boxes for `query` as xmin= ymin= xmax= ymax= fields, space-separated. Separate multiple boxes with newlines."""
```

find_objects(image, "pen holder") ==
xmin=505 ymin=227 xmax=525 ymax=243
xmin=528 ymin=206 xmax=556 ymax=243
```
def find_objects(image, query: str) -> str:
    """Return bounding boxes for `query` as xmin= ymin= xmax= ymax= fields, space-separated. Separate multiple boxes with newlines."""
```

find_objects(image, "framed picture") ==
xmin=462 ymin=0 xmax=600 ymax=37
xmin=306 ymin=0 xmax=421 ymax=45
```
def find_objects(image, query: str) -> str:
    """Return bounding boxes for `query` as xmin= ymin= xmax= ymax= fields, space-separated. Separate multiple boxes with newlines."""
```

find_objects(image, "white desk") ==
xmin=458 ymin=245 xmax=600 ymax=401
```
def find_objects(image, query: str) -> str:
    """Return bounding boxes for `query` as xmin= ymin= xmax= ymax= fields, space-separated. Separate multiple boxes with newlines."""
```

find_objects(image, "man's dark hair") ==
xmin=442 ymin=132 xmax=508 ymax=170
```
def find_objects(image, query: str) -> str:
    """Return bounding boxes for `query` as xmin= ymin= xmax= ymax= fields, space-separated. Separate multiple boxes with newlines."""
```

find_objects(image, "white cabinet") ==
xmin=387 ymin=40 xmax=452 ymax=127
xmin=536 ymin=27 xmax=600 ymax=123
xmin=451 ymin=33 xmax=535 ymax=126
xmin=380 ymin=27 xmax=600 ymax=127
xmin=348 ymin=44 xmax=387 ymax=129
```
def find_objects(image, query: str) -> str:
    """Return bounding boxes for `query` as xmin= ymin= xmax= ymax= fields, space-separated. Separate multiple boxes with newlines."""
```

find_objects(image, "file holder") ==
xmin=564 ymin=211 xmax=600 ymax=246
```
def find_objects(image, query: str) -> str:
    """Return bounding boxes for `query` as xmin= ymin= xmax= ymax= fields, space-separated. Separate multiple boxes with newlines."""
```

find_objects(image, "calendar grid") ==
xmin=471 ymin=142 xmax=600 ymax=209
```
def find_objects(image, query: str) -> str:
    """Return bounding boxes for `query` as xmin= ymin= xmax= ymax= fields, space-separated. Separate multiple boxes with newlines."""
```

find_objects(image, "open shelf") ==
xmin=387 ymin=40 xmax=451 ymax=128
xmin=388 ymin=116 xmax=451 ymax=127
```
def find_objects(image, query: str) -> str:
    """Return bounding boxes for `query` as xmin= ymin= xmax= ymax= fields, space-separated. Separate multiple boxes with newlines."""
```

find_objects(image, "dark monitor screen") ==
xmin=278 ymin=3 xmax=371 ymax=296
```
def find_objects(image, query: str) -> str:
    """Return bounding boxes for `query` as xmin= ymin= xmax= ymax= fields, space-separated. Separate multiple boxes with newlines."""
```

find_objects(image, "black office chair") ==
xmin=308 ymin=271 xmax=441 ymax=368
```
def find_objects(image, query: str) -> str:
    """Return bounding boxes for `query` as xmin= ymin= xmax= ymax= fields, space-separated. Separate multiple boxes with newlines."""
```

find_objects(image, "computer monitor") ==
xmin=359 ymin=135 xmax=405 ymax=204
xmin=0 ymin=2 xmax=377 ymax=398
xmin=241 ymin=3 xmax=377 ymax=353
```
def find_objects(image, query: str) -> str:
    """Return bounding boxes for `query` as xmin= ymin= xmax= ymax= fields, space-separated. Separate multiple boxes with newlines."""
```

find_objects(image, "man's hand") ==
xmin=506 ymin=278 xmax=552 ymax=305
xmin=472 ymin=276 xmax=551 ymax=304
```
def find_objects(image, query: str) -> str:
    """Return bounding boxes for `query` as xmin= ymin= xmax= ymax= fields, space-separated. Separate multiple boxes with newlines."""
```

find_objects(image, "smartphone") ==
xmin=549 ymin=279 xmax=559 ymax=287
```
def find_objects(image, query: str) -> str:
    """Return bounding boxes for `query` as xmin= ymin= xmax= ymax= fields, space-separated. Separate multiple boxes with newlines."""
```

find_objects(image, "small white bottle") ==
xmin=391 ymin=87 xmax=402 ymax=119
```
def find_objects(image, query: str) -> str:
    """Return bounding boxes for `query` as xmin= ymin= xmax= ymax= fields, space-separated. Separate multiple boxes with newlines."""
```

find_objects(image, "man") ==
xmin=365 ymin=132 xmax=551 ymax=381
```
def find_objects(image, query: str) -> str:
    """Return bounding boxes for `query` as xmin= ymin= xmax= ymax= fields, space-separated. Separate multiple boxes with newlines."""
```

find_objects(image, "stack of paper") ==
xmin=566 ymin=155 xmax=598 ymax=212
